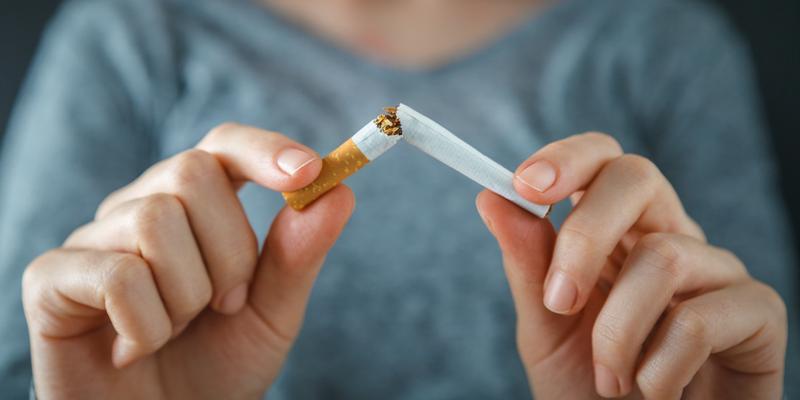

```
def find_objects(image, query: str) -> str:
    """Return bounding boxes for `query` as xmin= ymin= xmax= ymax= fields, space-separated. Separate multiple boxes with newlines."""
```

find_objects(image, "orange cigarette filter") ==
xmin=282 ymin=108 xmax=402 ymax=210
xmin=282 ymin=139 xmax=369 ymax=210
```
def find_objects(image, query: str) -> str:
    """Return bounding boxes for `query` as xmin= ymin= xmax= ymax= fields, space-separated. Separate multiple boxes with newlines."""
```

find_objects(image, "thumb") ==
xmin=476 ymin=190 xmax=580 ymax=364
xmin=247 ymin=185 xmax=354 ymax=351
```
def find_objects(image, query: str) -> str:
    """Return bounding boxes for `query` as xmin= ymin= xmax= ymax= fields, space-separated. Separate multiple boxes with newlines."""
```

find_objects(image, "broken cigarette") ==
xmin=282 ymin=108 xmax=403 ymax=210
xmin=282 ymin=104 xmax=550 ymax=218
xmin=396 ymin=104 xmax=551 ymax=218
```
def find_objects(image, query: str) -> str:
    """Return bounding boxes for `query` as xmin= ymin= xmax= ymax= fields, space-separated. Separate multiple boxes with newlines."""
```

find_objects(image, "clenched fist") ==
xmin=23 ymin=124 xmax=354 ymax=399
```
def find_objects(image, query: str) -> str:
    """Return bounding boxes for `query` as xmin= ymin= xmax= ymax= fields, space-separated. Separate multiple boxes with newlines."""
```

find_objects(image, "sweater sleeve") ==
xmin=0 ymin=0 xmax=175 ymax=395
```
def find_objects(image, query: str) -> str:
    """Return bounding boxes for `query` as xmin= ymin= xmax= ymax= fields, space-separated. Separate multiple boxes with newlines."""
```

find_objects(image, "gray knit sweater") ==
xmin=2 ymin=0 xmax=796 ymax=397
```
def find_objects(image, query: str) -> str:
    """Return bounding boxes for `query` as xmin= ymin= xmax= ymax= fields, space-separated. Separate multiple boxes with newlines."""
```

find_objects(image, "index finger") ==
xmin=196 ymin=123 xmax=323 ymax=191
xmin=93 ymin=124 xmax=325 ymax=313
xmin=513 ymin=132 xmax=623 ymax=205
xmin=98 ymin=123 xmax=323 ymax=218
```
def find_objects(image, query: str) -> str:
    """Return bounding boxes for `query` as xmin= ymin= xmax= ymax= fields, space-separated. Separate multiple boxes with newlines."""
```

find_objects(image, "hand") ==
xmin=23 ymin=124 xmax=354 ymax=399
xmin=476 ymin=133 xmax=787 ymax=399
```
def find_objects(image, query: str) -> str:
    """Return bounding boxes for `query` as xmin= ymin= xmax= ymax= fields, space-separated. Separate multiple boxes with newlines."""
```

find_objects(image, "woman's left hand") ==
xmin=476 ymin=132 xmax=787 ymax=399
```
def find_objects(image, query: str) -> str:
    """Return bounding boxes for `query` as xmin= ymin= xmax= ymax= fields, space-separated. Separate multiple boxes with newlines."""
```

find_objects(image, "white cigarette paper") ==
xmin=397 ymin=104 xmax=551 ymax=218
xmin=284 ymin=104 xmax=550 ymax=217
xmin=282 ymin=118 xmax=401 ymax=210
xmin=352 ymin=121 xmax=402 ymax=160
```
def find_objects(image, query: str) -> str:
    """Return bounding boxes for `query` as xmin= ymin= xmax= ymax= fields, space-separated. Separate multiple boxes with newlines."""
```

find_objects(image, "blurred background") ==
xmin=1 ymin=0 xmax=798 ymax=290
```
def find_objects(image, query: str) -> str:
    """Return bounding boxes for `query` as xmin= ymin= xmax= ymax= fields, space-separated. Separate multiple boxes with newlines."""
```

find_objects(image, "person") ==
xmin=0 ymin=0 xmax=796 ymax=398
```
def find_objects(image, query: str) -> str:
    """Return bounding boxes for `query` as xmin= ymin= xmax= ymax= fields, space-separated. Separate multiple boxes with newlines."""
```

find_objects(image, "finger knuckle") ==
xmin=22 ymin=253 xmax=48 ymax=289
xmin=206 ymin=229 xmax=259 ymax=289
xmin=207 ymin=122 xmax=240 ymax=139
xmin=173 ymin=277 xmax=213 ymax=322
xmin=266 ymin=235 xmax=320 ymax=276
xmin=228 ymin=231 xmax=259 ymax=275
xmin=269 ymin=245 xmax=309 ymax=274
xmin=539 ymin=139 xmax=570 ymax=155
xmin=22 ymin=251 xmax=59 ymax=310
xmin=592 ymin=316 xmax=629 ymax=363
xmin=669 ymin=304 xmax=710 ymax=344
xmin=140 ymin=323 xmax=172 ymax=352
xmin=248 ymin=305 xmax=296 ymax=354
xmin=636 ymin=367 xmax=676 ymax=399
xmin=559 ymin=221 xmax=594 ymax=245
xmin=635 ymin=233 xmax=682 ymax=279
xmin=22 ymin=252 xmax=67 ymax=333
xmin=558 ymin=221 xmax=599 ymax=256
xmin=167 ymin=149 xmax=220 ymax=191
xmin=685 ymin=216 xmax=707 ymax=241
xmin=612 ymin=154 xmax=661 ymax=188
xmin=63 ymin=223 xmax=91 ymax=247
xmin=580 ymin=132 xmax=623 ymax=154
xmin=716 ymin=247 xmax=748 ymax=276
xmin=104 ymin=254 xmax=152 ymax=296
xmin=20 ymin=270 xmax=37 ymax=309
xmin=96 ymin=188 xmax=125 ymax=219
xmin=756 ymin=282 xmax=788 ymax=328
xmin=132 ymin=194 xmax=185 ymax=238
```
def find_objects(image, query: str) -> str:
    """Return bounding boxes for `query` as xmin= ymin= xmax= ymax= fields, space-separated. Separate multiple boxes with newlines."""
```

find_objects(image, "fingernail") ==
xmin=594 ymin=363 xmax=621 ymax=398
xmin=544 ymin=270 xmax=577 ymax=313
xmin=276 ymin=148 xmax=317 ymax=176
xmin=219 ymin=283 xmax=248 ymax=315
xmin=517 ymin=160 xmax=557 ymax=192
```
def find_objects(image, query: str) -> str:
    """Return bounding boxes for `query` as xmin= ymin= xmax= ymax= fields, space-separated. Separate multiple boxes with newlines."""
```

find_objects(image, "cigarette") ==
xmin=283 ymin=104 xmax=550 ymax=218
xmin=396 ymin=104 xmax=551 ymax=218
xmin=282 ymin=108 xmax=403 ymax=210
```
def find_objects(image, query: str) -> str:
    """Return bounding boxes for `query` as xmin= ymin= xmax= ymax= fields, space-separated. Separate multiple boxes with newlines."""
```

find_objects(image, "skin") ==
xmin=478 ymin=133 xmax=787 ymax=399
xmin=24 ymin=125 xmax=353 ymax=398
xmin=23 ymin=1 xmax=787 ymax=398
xmin=261 ymin=0 xmax=545 ymax=68
xmin=23 ymin=127 xmax=788 ymax=400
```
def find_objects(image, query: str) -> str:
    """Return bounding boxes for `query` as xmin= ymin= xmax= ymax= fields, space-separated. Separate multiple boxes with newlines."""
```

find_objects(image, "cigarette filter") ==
xmin=282 ymin=108 xmax=402 ymax=210
xmin=396 ymin=104 xmax=551 ymax=218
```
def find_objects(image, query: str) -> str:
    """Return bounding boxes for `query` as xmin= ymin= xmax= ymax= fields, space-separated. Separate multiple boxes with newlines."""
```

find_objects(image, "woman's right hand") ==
xmin=23 ymin=123 xmax=355 ymax=399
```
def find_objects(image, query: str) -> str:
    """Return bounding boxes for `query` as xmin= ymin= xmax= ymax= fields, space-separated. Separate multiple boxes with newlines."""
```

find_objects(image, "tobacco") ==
xmin=282 ymin=106 xmax=403 ymax=210
xmin=374 ymin=107 xmax=403 ymax=136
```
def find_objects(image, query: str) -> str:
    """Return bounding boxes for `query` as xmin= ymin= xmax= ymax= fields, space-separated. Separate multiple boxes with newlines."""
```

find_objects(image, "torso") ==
xmin=142 ymin=0 xmax=710 ymax=397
